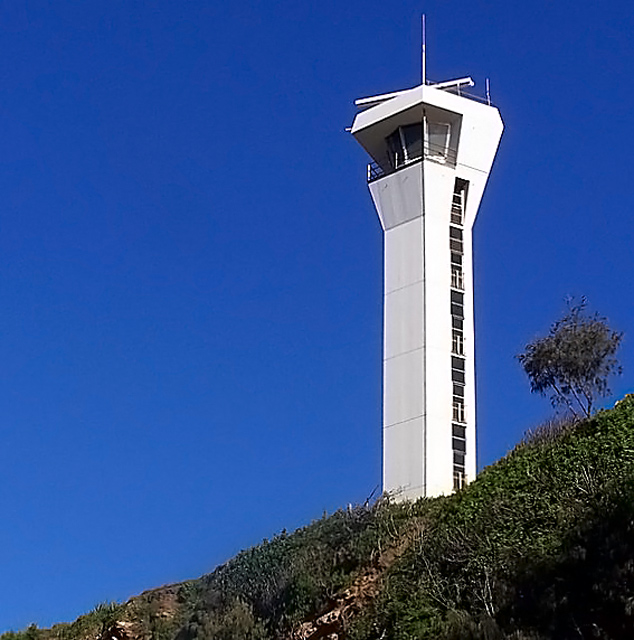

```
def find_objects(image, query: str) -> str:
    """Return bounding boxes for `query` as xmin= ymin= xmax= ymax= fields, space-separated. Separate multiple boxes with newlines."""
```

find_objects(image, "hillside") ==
xmin=5 ymin=396 xmax=634 ymax=640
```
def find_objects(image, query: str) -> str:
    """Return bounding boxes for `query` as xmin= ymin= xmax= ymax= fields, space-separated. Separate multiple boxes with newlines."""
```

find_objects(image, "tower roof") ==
xmin=350 ymin=78 xmax=503 ymax=178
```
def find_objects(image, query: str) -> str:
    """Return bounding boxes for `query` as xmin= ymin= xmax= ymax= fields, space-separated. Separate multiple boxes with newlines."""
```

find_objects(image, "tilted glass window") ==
xmin=426 ymin=122 xmax=451 ymax=159
xmin=386 ymin=130 xmax=403 ymax=170
xmin=400 ymin=123 xmax=423 ymax=162
xmin=385 ymin=124 xmax=424 ymax=170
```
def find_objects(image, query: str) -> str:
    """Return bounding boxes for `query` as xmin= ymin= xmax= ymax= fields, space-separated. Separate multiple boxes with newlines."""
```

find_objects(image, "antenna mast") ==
xmin=422 ymin=14 xmax=427 ymax=85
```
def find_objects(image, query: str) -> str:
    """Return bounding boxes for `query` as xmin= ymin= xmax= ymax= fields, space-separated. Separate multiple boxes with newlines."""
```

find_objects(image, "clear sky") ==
xmin=2 ymin=0 xmax=634 ymax=631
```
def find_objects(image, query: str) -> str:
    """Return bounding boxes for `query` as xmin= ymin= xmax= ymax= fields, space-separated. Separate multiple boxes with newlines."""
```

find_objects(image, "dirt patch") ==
xmin=289 ymin=519 xmax=425 ymax=640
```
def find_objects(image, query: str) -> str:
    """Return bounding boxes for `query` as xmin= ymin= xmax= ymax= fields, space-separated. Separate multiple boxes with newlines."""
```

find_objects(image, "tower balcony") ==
xmin=367 ymin=138 xmax=458 ymax=183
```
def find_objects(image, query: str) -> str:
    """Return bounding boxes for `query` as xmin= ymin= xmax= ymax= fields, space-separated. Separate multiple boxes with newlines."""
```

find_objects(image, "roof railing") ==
xmin=426 ymin=77 xmax=492 ymax=106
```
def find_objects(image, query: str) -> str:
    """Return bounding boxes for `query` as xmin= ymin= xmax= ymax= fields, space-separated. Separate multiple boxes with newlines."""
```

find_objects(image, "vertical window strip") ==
xmin=450 ymin=178 xmax=468 ymax=491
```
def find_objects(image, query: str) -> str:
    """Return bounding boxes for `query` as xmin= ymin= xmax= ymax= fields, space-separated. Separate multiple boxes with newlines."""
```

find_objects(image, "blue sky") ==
xmin=2 ymin=0 xmax=634 ymax=631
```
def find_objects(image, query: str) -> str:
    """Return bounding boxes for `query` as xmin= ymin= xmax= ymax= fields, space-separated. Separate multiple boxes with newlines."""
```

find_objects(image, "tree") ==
xmin=517 ymin=299 xmax=623 ymax=417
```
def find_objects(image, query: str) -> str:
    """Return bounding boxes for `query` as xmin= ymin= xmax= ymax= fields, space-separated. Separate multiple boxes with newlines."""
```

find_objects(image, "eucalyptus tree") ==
xmin=517 ymin=299 xmax=622 ymax=417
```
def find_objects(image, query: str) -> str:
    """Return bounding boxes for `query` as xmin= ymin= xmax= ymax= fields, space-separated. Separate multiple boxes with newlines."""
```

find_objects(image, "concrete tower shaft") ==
xmin=351 ymin=80 xmax=503 ymax=500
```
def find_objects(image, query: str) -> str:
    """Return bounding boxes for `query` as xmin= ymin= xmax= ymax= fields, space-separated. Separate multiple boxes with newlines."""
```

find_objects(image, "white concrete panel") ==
xmin=384 ymin=218 xmax=423 ymax=293
xmin=457 ymin=109 xmax=503 ymax=176
xmin=423 ymin=161 xmax=455 ymax=225
xmin=425 ymin=418 xmax=453 ymax=496
xmin=369 ymin=162 xmax=423 ymax=231
xmin=425 ymin=429 xmax=453 ymax=497
xmin=383 ymin=416 xmax=424 ymax=497
xmin=425 ymin=287 xmax=451 ymax=346
xmin=423 ymin=220 xmax=451 ymax=293
xmin=425 ymin=353 xmax=452 ymax=422
xmin=384 ymin=348 xmax=424 ymax=427
xmin=384 ymin=283 xmax=424 ymax=359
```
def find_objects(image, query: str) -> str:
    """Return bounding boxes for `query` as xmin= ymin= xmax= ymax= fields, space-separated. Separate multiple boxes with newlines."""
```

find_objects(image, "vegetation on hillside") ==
xmin=5 ymin=396 xmax=634 ymax=640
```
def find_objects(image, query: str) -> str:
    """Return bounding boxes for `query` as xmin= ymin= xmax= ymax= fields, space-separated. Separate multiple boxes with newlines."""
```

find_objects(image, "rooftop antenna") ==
xmin=421 ymin=14 xmax=427 ymax=85
xmin=485 ymin=78 xmax=491 ymax=105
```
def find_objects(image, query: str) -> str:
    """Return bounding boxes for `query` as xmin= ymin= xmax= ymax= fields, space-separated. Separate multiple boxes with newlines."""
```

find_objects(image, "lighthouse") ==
xmin=350 ymin=77 xmax=503 ymax=500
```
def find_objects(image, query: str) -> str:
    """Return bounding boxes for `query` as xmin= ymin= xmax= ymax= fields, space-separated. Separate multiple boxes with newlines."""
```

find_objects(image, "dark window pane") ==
xmin=452 ymin=423 xmax=466 ymax=438
xmin=401 ymin=123 xmax=423 ymax=161
xmin=452 ymin=437 xmax=466 ymax=452
xmin=386 ymin=130 xmax=402 ymax=169
xmin=451 ymin=303 xmax=464 ymax=318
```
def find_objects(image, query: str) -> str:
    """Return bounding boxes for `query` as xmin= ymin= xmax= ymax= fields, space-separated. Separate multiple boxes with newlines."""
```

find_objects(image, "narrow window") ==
xmin=452 ymin=398 xmax=465 ymax=423
xmin=451 ymin=301 xmax=464 ymax=319
xmin=452 ymin=423 xmax=466 ymax=438
xmin=451 ymin=265 xmax=464 ymax=290
xmin=451 ymin=178 xmax=469 ymax=225
xmin=450 ymin=235 xmax=463 ymax=254
xmin=451 ymin=290 xmax=464 ymax=305
xmin=449 ymin=178 xmax=471 ymax=494
xmin=453 ymin=469 xmax=466 ymax=491
xmin=452 ymin=357 xmax=465 ymax=383
xmin=451 ymin=193 xmax=464 ymax=225
xmin=452 ymin=329 xmax=464 ymax=355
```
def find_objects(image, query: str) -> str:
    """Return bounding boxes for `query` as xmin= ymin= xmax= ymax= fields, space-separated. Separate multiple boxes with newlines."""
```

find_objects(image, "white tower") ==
xmin=351 ymin=77 xmax=503 ymax=500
